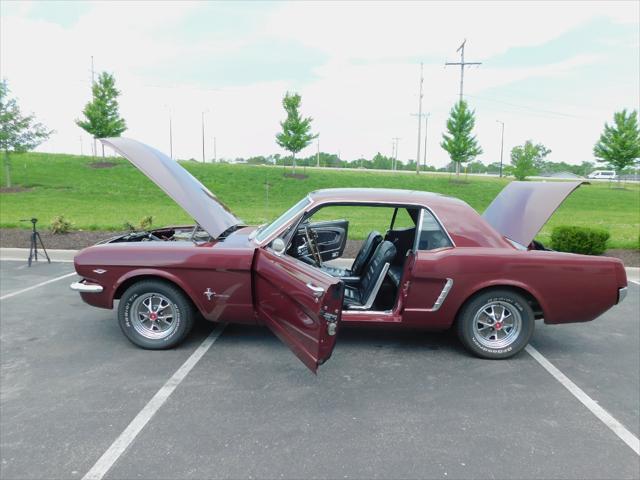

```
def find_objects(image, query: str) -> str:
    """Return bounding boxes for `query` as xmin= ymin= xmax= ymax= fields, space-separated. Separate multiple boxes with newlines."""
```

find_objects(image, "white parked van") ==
xmin=587 ymin=170 xmax=617 ymax=180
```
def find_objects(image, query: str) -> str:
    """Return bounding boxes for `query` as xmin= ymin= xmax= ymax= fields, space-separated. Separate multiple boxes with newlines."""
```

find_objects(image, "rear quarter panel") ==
xmin=404 ymin=247 xmax=626 ymax=328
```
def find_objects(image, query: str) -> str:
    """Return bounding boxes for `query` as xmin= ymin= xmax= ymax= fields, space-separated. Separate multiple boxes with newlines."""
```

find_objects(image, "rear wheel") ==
xmin=456 ymin=289 xmax=534 ymax=359
xmin=117 ymin=280 xmax=195 ymax=349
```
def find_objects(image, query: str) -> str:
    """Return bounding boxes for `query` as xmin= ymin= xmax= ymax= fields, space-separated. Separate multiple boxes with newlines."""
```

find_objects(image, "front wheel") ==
xmin=117 ymin=280 xmax=195 ymax=349
xmin=456 ymin=289 xmax=535 ymax=359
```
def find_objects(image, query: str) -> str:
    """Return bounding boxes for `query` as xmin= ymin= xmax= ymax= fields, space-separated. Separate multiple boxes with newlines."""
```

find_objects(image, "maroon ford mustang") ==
xmin=71 ymin=138 xmax=628 ymax=372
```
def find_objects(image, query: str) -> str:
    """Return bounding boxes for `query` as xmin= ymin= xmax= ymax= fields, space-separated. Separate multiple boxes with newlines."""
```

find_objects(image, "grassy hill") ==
xmin=1 ymin=152 xmax=638 ymax=248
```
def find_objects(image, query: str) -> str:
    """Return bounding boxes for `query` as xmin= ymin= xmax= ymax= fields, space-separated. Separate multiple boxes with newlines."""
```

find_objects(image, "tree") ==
xmin=440 ymin=100 xmax=483 ymax=177
xmin=593 ymin=109 xmax=640 ymax=181
xmin=510 ymin=140 xmax=551 ymax=181
xmin=275 ymin=92 xmax=317 ymax=174
xmin=76 ymin=72 xmax=127 ymax=157
xmin=0 ymin=80 xmax=52 ymax=187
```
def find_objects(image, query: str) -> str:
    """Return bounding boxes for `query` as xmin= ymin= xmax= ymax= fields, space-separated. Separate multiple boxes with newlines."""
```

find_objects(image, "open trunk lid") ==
xmin=101 ymin=137 xmax=241 ymax=239
xmin=482 ymin=181 xmax=583 ymax=246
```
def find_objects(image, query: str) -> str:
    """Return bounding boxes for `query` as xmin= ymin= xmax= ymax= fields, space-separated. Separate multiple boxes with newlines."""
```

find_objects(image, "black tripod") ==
xmin=23 ymin=218 xmax=50 ymax=267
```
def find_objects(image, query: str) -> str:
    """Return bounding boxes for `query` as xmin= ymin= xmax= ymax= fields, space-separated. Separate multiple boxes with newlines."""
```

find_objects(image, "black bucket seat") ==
xmin=322 ymin=230 xmax=383 ymax=278
xmin=343 ymin=241 xmax=396 ymax=310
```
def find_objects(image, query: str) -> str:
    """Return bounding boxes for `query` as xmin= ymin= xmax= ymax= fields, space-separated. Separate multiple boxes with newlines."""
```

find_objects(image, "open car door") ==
xmin=253 ymin=248 xmax=344 ymax=373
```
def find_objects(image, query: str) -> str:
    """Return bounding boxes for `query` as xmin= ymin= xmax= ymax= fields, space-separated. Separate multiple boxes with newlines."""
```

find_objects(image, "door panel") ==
xmin=297 ymin=219 xmax=348 ymax=261
xmin=253 ymin=248 xmax=344 ymax=372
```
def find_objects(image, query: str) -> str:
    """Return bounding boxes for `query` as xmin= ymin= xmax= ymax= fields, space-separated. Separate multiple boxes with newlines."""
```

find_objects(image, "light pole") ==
xmin=164 ymin=105 xmax=173 ymax=160
xmin=415 ymin=62 xmax=424 ymax=175
xmin=496 ymin=120 xmax=505 ymax=177
xmin=423 ymin=113 xmax=430 ymax=172
xmin=201 ymin=109 xmax=209 ymax=163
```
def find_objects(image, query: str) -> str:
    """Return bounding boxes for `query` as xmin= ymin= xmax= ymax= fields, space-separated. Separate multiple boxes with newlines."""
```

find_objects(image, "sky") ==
xmin=1 ymin=1 xmax=638 ymax=167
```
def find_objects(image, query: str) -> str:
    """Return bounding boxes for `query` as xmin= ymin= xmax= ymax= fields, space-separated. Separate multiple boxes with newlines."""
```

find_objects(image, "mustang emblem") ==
xmin=204 ymin=288 xmax=216 ymax=301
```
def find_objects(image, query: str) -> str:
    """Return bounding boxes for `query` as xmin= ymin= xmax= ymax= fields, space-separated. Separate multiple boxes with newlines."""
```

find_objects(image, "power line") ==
xmin=445 ymin=39 xmax=482 ymax=102
xmin=466 ymin=93 xmax=588 ymax=119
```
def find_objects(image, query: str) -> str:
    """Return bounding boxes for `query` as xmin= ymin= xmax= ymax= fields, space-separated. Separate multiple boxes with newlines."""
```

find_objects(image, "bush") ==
xmin=138 ymin=215 xmax=153 ymax=231
xmin=123 ymin=216 xmax=154 ymax=232
xmin=49 ymin=215 xmax=73 ymax=234
xmin=551 ymin=226 xmax=610 ymax=255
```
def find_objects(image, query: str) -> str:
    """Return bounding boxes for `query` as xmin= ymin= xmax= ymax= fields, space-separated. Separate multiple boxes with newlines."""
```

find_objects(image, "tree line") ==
xmin=1 ymin=73 xmax=639 ymax=188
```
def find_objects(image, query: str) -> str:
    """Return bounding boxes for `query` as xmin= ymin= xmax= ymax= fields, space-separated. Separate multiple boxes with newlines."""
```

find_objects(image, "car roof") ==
xmin=307 ymin=188 xmax=510 ymax=249
xmin=308 ymin=188 xmax=467 ymax=209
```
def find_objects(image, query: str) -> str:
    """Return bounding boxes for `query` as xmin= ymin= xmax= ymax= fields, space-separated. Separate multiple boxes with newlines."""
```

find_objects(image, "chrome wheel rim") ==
xmin=472 ymin=301 xmax=522 ymax=349
xmin=130 ymin=293 xmax=178 ymax=340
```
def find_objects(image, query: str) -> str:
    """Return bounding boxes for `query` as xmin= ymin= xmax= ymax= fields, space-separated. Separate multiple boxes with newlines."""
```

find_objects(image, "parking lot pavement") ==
xmin=0 ymin=259 xmax=74 ymax=298
xmin=530 ymin=283 xmax=640 ymax=438
xmin=0 ymin=261 xmax=216 ymax=480
xmin=1 ymin=259 xmax=639 ymax=480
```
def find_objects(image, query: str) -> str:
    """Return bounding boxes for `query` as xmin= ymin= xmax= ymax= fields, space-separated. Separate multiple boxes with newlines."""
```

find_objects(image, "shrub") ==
xmin=138 ymin=215 xmax=153 ymax=230
xmin=49 ymin=215 xmax=73 ymax=234
xmin=551 ymin=226 xmax=610 ymax=255
xmin=122 ymin=216 xmax=154 ymax=232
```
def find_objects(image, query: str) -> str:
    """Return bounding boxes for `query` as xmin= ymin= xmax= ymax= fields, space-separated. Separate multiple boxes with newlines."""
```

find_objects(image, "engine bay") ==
xmin=99 ymin=226 xmax=212 ymax=244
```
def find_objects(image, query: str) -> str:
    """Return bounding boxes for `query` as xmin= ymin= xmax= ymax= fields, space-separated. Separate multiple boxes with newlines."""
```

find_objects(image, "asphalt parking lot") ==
xmin=1 ymin=258 xmax=639 ymax=480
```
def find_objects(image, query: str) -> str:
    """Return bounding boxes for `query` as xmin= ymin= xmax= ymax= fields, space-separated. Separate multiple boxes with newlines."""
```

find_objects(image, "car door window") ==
xmin=417 ymin=209 xmax=453 ymax=250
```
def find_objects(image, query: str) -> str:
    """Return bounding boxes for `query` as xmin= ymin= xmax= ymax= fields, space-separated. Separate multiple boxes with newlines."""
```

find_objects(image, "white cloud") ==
xmin=1 ymin=1 xmax=637 ymax=167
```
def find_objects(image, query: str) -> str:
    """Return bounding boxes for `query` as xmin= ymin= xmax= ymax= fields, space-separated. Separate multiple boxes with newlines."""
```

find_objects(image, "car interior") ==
xmin=283 ymin=205 xmax=442 ymax=312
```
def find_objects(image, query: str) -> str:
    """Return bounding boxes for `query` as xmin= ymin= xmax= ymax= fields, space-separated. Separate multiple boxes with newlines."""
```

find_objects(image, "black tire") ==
xmin=117 ymin=279 xmax=195 ymax=349
xmin=456 ymin=289 xmax=535 ymax=359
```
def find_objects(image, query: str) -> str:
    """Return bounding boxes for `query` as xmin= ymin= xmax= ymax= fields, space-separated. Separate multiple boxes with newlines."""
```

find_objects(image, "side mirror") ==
xmin=272 ymin=238 xmax=286 ymax=255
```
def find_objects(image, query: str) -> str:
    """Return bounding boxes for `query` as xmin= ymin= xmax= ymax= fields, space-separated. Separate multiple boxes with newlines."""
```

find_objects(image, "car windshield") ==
xmin=254 ymin=196 xmax=311 ymax=243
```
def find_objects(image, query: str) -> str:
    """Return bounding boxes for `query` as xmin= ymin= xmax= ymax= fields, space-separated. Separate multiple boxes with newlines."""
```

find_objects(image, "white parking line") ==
xmin=0 ymin=272 xmax=76 ymax=301
xmin=526 ymin=344 xmax=640 ymax=456
xmin=82 ymin=324 xmax=227 ymax=480
xmin=0 ymin=257 xmax=74 ymax=263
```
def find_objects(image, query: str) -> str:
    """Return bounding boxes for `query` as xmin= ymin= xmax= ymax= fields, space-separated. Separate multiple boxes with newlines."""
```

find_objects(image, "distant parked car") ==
xmin=587 ymin=170 xmax=617 ymax=180
xmin=70 ymin=138 xmax=628 ymax=371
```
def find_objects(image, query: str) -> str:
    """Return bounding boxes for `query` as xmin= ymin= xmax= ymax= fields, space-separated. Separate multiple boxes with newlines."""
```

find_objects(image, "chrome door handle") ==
xmin=306 ymin=283 xmax=325 ymax=297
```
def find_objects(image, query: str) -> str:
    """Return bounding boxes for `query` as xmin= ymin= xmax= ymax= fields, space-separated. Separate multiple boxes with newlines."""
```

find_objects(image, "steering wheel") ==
xmin=304 ymin=226 xmax=323 ymax=267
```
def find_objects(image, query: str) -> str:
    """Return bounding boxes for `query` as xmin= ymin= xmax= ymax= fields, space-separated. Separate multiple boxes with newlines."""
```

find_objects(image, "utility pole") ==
xmin=213 ymin=136 xmax=217 ymax=163
xmin=392 ymin=137 xmax=400 ymax=171
xmin=445 ymin=39 xmax=482 ymax=102
xmin=316 ymin=136 xmax=320 ymax=167
xmin=79 ymin=136 xmax=83 ymax=156
xmin=423 ymin=113 xmax=430 ymax=172
xmin=497 ymin=120 xmax=505 ymax=178
xmin=201 ymin=110 xmax=208 ymax=163
xmin=415 ymin=63 xmax=424 ymax=174
xmin=90 ymin=56 xmax=96 ymax=158
xmin=168 ymin=109 xmax=173 ymax=160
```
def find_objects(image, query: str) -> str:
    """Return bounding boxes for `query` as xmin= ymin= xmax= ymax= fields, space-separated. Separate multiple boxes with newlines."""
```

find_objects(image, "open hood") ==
xmin=101 ymin=137 xmax=241 ymax=238
xmin=482 ymin=181 xmax=583 ymax=246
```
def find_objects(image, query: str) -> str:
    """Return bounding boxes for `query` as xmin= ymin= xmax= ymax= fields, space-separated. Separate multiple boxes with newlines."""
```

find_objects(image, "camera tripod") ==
xmin=23 ymin=218 xmax=50 ymax=267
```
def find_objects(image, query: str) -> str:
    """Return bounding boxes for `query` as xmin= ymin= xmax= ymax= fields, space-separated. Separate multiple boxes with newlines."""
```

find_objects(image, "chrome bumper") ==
xmin=618 ymin=286 xmax=628 ymax=304
xmin=70 ymin=281 xmax=103 ymax=293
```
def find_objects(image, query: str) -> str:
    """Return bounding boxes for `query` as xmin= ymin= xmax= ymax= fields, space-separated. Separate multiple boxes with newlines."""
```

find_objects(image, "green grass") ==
xmin=1 ymin=152 xmax=639 ymax=248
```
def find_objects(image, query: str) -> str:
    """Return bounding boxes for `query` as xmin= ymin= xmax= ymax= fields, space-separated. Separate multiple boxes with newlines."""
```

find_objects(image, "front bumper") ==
xmin=70 ymin=280 xmax=103 ymax=293
xmin=618 ymin=286 xmax=628 ymax=304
